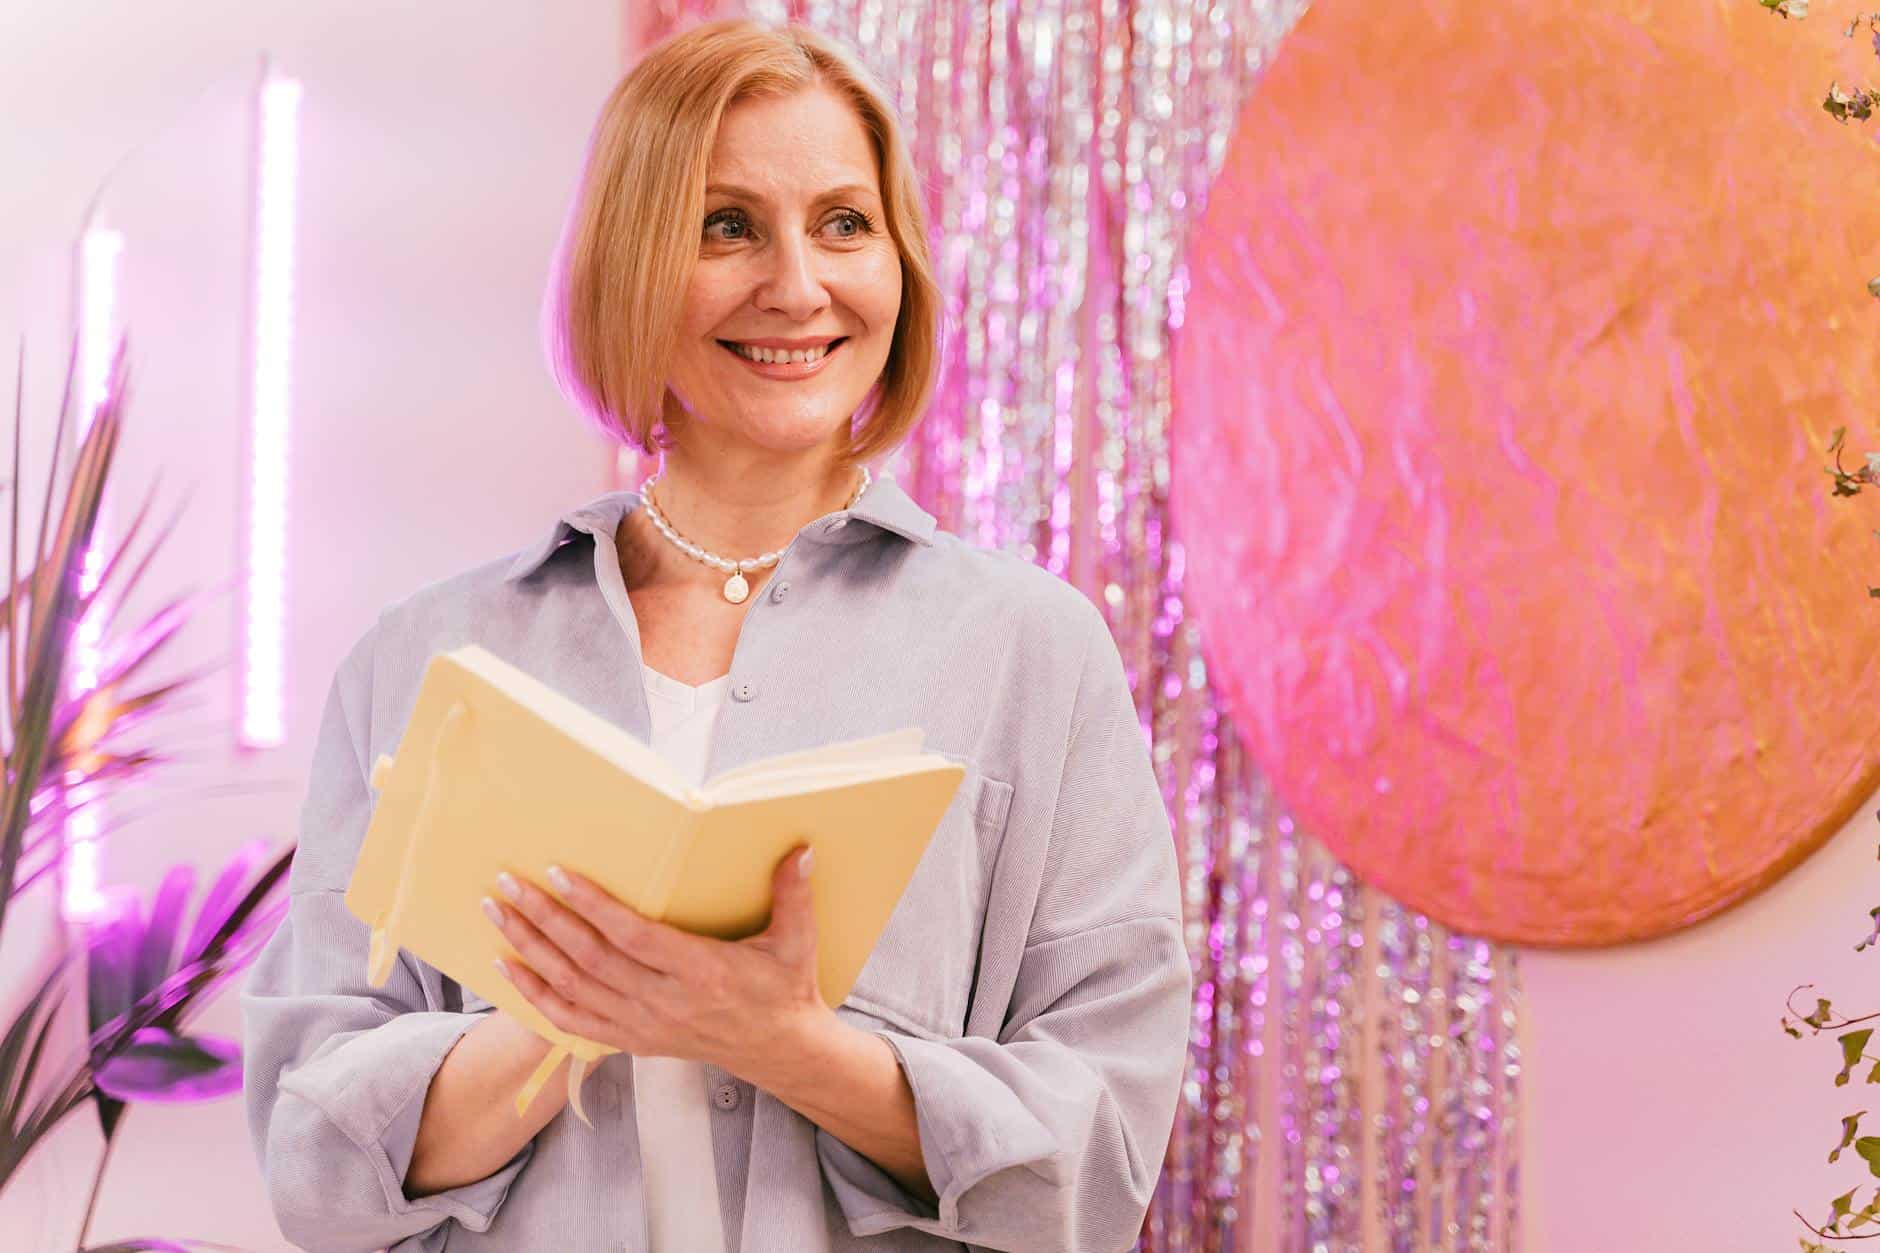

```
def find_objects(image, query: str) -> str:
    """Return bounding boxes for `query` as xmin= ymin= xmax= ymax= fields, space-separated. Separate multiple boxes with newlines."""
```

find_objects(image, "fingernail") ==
xmin=492 ymin=958 xmax=509 ymax=979
xmin=546 ymin=864 xmax=572 ymax=893
xmin=480 ymin=896 xmax=504 ymax=927
xmin=496 ymin=871 xmax=521 ymax=901
xmin=798 ymin=846 xmax=814 ymax=879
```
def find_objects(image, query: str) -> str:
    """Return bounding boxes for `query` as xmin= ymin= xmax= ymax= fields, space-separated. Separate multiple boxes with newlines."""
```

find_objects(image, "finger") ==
xmin=495 ymin=956 xmax=617 ymax=1042
xmin=543 ymin=864 xmax=693 ymax=976
xmin=757 ymin=845 xmax=817 ymax=961
xmin=485 ymin=880 xmax=659 ymax=1010
xmin=497 ymin=869 xmax=666 ymax=988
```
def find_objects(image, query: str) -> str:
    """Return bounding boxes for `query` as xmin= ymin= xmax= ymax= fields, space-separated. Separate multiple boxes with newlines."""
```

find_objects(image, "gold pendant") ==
xmin=723 ymin=572 xmax=750 ymax=604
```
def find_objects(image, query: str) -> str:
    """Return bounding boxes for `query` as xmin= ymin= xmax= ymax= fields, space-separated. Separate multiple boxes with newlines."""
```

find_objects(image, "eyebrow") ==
xmin=704 ymin=182 xmax=881 ymax=206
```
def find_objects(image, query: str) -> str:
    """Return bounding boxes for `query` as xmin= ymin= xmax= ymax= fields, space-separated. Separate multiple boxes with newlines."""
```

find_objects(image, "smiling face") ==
xmin=663 ymin=83 xmax=904 ymax=462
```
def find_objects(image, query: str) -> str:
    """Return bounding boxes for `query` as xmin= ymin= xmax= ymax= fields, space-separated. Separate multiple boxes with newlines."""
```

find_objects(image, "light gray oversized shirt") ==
xmin=240 ymin=471 xmax=1192 ymax=1253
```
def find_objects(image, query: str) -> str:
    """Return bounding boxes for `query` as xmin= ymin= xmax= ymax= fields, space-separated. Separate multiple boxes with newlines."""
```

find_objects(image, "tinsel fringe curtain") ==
xmin=621 ymin=2 xmax=1524 ymax=1248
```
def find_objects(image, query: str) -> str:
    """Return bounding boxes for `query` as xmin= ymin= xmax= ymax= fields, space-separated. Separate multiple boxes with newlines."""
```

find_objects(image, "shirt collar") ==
xmin=503 ymin=469 xmax=936 ymax=582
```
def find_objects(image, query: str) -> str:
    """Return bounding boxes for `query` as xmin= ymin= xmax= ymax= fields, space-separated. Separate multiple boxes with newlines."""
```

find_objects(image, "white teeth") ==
xmin=729 ymin=341 xmax=833 ymax=364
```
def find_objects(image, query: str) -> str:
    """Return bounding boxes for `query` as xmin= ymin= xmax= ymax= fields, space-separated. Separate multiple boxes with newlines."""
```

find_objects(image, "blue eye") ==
xmin=704 ymin=209 xmax=748 ymax=240
xmin=828 ymin=209 xmax=876 ymax=237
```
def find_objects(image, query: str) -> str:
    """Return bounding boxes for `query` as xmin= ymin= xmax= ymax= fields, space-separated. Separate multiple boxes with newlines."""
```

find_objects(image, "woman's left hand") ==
xmin=482 ymin=844 xmax=825 ymax=1076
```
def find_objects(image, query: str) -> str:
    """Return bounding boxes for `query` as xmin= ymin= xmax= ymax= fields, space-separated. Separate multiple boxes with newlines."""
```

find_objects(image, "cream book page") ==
xmin=342 ymin=644 xmax=963 ymax=1122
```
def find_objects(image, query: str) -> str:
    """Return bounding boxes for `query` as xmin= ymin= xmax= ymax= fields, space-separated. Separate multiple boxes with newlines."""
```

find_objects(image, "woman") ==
xmin=241 ymin=17 xmax=1190 ymax=1253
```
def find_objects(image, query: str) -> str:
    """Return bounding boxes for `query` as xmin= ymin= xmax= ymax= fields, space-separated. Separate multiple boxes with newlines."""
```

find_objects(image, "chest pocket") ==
xmin=836 ymin=758 xmax=1015 ymax=1040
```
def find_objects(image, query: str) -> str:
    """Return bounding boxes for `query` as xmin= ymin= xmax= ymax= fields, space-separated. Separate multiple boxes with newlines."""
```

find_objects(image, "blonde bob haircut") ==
xmin=541 ymin=18 xmax=941 ymax=466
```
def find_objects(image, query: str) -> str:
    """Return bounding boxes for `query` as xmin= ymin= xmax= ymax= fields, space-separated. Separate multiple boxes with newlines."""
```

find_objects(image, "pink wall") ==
xmin=1520 ymin=795 xmax=1880 ymax=1251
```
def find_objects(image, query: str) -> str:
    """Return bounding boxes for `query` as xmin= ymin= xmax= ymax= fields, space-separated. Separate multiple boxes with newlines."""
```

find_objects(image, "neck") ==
xmin=626 ymin=442 xmax=867 ymax=588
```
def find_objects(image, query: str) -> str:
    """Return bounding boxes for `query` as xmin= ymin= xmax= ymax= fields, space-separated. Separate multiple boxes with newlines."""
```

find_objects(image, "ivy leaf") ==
xmin=1853 ymin=1134 xmax=1880 ymax=1176
xmin=1856 ymin=907 xmax=1880 ymax=952
xmin=1827 ymin=1181 xmax=1857 ymax=1226
xmin=1830 ymin=1185 xmax=1858 ymax=1232
xmin=1840 ymin=1030 xmax=1873 ymax=1086
xmin=1832 ymin=1112 xmax=1865 ymax=1163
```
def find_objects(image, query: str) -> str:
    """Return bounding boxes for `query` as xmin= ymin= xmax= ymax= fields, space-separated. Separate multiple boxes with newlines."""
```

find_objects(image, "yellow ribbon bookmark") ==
xmin=515 ymin=1043 xmax=599 ymax=1127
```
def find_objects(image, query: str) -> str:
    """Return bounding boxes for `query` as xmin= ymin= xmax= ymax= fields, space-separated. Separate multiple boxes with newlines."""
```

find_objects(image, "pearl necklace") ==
xmin=637 ymin=465 xmax=872 ymax=604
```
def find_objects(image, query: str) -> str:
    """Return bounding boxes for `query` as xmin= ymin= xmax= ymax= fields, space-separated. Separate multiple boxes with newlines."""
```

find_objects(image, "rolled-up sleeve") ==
xmin=820 ymin=601 xmax=1193 ymax=1253
xmin=240 ymin=622 xmax=534 ymax=1253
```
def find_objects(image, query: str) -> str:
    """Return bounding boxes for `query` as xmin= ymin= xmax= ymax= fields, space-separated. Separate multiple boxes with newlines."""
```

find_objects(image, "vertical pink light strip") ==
xmin=63 ymin=224 xmax=124 ymax=921
xmin=240 ymin=68 xmax=302 ymax=749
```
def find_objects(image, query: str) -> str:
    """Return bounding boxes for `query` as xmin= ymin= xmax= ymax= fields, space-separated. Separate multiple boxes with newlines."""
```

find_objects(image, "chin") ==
xmin=736 ymin=420 xmax=857 ymax=455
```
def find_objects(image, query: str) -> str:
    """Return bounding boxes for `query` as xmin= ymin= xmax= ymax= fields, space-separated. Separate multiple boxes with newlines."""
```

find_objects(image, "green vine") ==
xmin=1749 ymin=5 xmax=1880 ymax=1246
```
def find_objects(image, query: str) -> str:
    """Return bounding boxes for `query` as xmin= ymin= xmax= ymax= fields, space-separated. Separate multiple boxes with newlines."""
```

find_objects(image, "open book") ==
xmin=342 ymin=644 xmax=965 ymax=1124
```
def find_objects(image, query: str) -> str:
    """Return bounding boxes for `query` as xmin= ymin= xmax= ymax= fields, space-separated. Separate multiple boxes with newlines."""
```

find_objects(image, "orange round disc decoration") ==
xmin=1171 ymin=0 xmax=1880 ymax=945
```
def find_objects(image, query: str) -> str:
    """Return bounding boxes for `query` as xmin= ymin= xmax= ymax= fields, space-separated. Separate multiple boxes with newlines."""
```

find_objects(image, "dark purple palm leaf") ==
xmin=179 ymin=838 xmax=268 ymax=965
xmin=85 ymin=905 xmax=140 ymax=1040
xmin=86 ymin=872 xmax=223 ymax=1036
xmin=173 ymin=843 xmax=293 ymax=977
xmin=93 ymin=1028 xmax=240 ymax=1103
xmin=131 ymin=866 xmax=193 ymax=1000
xmin=78 ymin=854 xmax=280 ymax=1140
xmin=83 ymin=841 xmax=292 ymax=1079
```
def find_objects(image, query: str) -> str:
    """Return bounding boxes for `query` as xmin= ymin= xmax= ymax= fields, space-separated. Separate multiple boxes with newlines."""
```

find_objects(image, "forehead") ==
xmin=706 ymin=85 xmax=880 ymax=197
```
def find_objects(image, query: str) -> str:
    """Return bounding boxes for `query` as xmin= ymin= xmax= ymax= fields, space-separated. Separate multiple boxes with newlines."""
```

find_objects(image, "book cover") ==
xmin=343 ymin=644 xmax=964 ymax=1122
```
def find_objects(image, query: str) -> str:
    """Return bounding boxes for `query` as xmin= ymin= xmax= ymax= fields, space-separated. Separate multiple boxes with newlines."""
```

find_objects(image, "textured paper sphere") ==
xmin=1172 ymin=0 xmax=1880 ymax=945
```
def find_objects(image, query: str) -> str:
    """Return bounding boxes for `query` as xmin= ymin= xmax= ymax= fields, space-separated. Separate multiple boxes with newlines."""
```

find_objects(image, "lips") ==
xmin=717 ymin=337 xmax=847 ymax=361
xmin=716 ymin=337 xmax=848 ymax=378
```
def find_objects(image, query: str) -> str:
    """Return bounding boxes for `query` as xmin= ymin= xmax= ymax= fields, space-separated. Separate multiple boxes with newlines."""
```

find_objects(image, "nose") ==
xmin=754 ymin=230 xmax=831 ymax=322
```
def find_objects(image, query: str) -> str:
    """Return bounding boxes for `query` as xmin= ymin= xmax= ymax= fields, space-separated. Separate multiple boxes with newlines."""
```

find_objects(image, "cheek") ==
xmin=849 ymin=251 xmax=904 ymax=334
xmin=678 ymin=270 xmax=744 ymax=338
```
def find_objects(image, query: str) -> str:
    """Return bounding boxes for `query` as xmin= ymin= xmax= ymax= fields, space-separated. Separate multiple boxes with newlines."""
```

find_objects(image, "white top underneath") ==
xmin=635 ymin=662 xmax=732 ymax=1253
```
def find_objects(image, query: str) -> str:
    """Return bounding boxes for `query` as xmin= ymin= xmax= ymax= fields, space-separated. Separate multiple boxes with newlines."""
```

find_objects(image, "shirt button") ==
xmin=712 ymin=1082 xmax=741 ymax=1111
xmin=733 ymin=681 xmax=756 ymax=702
xmin=770 ymin=581 xmax=790 ymax=603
